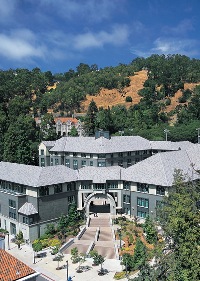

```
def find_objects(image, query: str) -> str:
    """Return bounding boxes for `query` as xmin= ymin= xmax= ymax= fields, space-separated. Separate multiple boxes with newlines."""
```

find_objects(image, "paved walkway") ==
xmin=5 ymin=241 xmax=122 ymax=281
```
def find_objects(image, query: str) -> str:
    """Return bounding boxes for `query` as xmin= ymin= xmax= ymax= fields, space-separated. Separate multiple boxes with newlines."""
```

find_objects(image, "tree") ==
xmin=132 ymin=263 xmax=157 ymax=281
xmin=15 ymin=231 xmax=24 ymax=249
xmin=53 ymin=252 xmax=64 ymax=269
xmin=40 ymin=113 xmax=57 ymax=141
xmin=84 ymin=100 xmax=98 ymax=136
xmin=3 ymin=114 xmax=39 ymax=165
xmin=132 ymin=238 xmax=147 ymax=270
xmin=69 ymin=126 xmax=79 ymax=136
xmin=158 ymin=170 xmax=200 ymax=281
xmin=143 ymin=216 xmax=157 ymax=244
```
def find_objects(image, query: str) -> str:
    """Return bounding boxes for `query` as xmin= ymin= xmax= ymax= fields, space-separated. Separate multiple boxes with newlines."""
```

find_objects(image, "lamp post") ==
xmin=118 ymin=228 xmax=122 ymax=249
xmin=66 ymin=260 xmax=68 ymax=281
xmin=164 ymin=129 xmax=170 ymax=141
xmin=196 ymin=128 xmax=200 ymax=144
xmin=7 ymin=232 xmax=10 ymax=250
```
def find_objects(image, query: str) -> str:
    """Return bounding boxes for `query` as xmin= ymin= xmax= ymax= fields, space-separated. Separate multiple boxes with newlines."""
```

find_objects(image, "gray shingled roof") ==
xmin=149 ymin=140 xmax=194 ymax=151
xmin=77 ymin=166 xmax=123 ymax=183
xmin=49 ymin=136 xmax=196 ymax=154
xmin=122 ymin=149 xmax=200 ymax=186
xmin=18 ymin=202 xmax=38 ymax=215
xmin=0 ymin=162 xmax=77 ymax=187
xmin=50 ymin=136 xmax=151 ymax=153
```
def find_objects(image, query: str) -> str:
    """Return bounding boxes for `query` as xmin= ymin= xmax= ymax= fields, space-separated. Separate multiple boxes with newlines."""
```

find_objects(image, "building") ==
xmin=0 ymin=249 xmax=39 ymax=281
xmin=0 ymin=142 xmax=199 ymax=242
xmin=39 ymin=131 xmax=194 ymax=168
xmin=35 ymin=116 xmax=84 ymax=137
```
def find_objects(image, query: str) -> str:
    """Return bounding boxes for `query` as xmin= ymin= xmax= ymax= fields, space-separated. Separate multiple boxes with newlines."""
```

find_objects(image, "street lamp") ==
xmin=7 ymin=232 xmax=10 ymax=250
xmin=66 ymin=260 xmax=68 ymax=281
xmin=117 ymin=228 xmax=122 ymax=249
xmin=164 ymin=129 xmax=170 ymax=141
xmin=196 ymin=128 xmax=200 ymax=144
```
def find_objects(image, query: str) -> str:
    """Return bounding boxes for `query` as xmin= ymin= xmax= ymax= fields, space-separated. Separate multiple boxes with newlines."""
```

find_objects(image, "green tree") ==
xmin=84 ymin=100 xmax=98 ymax=135
xmin=158 ymin=170 xmax=200 ymax=281
xmin=15 ymin=231 xmax=24 ymax=249
xmin=132 ymin=238 xmax=147 ymax=270
xmin=3 ymin=114 xmax=39 ymax=165
xmin=40 ymin=113 xmax=57 ymax=141
xmin=69 ymin=126 xmax=79 ymax=136
xmin=143 ymin=216 xmax=157 ymax=244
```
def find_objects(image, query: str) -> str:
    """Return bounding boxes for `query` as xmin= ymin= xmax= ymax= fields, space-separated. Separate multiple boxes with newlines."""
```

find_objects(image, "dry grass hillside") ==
xmin=80 ymin=70 xmax=148 ymax=111
xmin=80 ymin=70 xmax=200 ymax=114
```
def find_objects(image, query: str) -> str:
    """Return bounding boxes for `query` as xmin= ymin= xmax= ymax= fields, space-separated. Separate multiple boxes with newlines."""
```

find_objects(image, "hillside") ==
xmin=80 ymin=70 xmax=200 ymax=117
xmin=81 ymin=70 xmax=147 ymax=111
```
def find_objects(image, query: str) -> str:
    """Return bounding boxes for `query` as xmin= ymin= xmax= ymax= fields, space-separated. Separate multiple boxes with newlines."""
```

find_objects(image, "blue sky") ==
xmin=0 ymin=0 xmax=200 ymax=73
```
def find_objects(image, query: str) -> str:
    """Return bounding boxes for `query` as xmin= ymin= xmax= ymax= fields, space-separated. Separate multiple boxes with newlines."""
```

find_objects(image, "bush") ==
xmin=114 ymin=271 xmax=126 ymax=280
xmin=125 ymin=96 xmax=132 ymax=102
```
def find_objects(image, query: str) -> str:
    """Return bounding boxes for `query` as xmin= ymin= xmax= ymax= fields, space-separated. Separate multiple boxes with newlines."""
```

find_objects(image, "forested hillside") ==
xmin=1 ymin=54 xmax=200 ymax=165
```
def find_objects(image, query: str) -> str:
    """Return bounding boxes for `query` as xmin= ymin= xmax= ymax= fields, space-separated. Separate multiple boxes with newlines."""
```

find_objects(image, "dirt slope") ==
xmin=80 ymin=70 xmax=148 ymax=111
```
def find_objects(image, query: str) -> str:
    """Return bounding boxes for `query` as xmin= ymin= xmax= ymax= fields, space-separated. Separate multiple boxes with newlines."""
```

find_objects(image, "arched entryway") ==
xmin=84 ymin=192 xmax=116 ymax=217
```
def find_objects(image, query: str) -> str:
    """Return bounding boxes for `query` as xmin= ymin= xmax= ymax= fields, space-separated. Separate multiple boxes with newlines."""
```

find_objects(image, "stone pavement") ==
xmin=5 ymin=241 xmax=125 ymax=281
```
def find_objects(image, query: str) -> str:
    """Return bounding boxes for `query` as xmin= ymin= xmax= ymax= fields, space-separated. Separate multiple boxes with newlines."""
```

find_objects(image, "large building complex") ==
xmin=0 ymin=133 xmax=199 ymax=242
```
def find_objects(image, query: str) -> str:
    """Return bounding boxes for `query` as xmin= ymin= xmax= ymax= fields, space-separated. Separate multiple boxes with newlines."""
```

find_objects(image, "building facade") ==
xmin=0 ymin=143 xmax=199 ymax=242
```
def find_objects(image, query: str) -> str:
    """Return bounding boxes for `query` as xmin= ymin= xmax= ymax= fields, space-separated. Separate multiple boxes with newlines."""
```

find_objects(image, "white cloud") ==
xmin=153 ymin=37 xmax=199 ymax=56
xmin=0 ymin=29 xmax=46 ymax=60
xmin=130 ymin=37 xmax=200 ymax=58
xmin=73 ymin=25 xmax=129 ymax=50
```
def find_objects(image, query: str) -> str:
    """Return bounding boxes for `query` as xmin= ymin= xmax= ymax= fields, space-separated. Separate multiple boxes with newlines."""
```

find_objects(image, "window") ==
xmin=73 ymin=160 xmax=78 ymax=170
xmin=123 ymin=195 xmax=130 ymax=204
xmin=135 ymin=158 xmax=139 ymax=163
xmin=107 ymin=182 xmax=118 ymax=189
xmin=39 ymin=186 xmax=49 ymax=196
xmin=98 ymin=161 xmax=106 ymax=167
xmin=54 ymin=184 xmax=62 ymax=194
xmin=110 ymin=153 xmax=113 ymax=158
xmin=81 ymin=160 xmax=86 ymax=167
xmin=9 ymin=199 xmax=16 ymax=208
xmin=156 ymin=186 xmax=165 ymax=196
xmin=65 ymin=159 xmax=70 ymax=167
xmin=73 ymin=152 xmax=77 ymax=157
xmin=41 ymin=149 xmax=44 ymax=155
xmin=98 ymin=154 xmax=106 ymax=158
xmin=81 ymin=153 xmax=86 ymax=158
xmin=23 ymin=216 xmax=29 ymax=224
xmin=67 ymin=183 xmax=74 ymax=191
xmin=10 ymin=222 xmax=16 ymax=235
xmin=50 ymin=158 xmax=53 ymax=166
xmin=127 ymin=159 xmax=132 ymax=166
xmin=123 ymin=181 xmax=131 ymax=190
xmin=90 ymin=161 xmax=93 ymax=166
xmin=127 ymin=151 xmax=131 ymax=156
xmin=81 ymin=182 xmax=92 ymax=189
xmin=55 ymin=158 xmax=59 ymax=165
xmin=137 ymin=210 xmax=148 ymax=218
xmin=94 ymin=184 xmax=106 ymax=190
xmin=118 ymin=152 xmax=123 ymax=157
xmin=137 ymin=197 xmax=149 ymax=208
xmin=90 ymin=154 xmax=93 ymax=158
xmin=137 ymin=183 xmax=149 ymax=193
xmin=9 ymin=199 xmax=16 ymax=220
xmin=41 ymin=158 xmax=45 ymax=167
xmin=68 ymin=196 xmax=75 ymax=203
xmin=135 ymin=151 xmax=140 ymax=155
xmin=118 ymin=160 xmax=123 ymax=167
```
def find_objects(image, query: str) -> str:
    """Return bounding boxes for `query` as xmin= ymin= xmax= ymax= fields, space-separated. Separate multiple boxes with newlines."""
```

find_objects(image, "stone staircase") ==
xmin=63 ymin=213 xmax=117 ymax=259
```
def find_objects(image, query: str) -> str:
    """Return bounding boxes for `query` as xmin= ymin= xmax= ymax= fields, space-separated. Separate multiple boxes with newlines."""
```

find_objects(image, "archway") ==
xmin=84 ymin=192 xmax=116 ymax=217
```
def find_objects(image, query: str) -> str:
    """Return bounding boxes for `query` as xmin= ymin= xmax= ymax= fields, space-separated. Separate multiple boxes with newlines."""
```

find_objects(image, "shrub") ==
xmin=114 ymin=271 xmax=126 ymax=279
xmin=125 ymin=96 xmax=132 ymax=102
